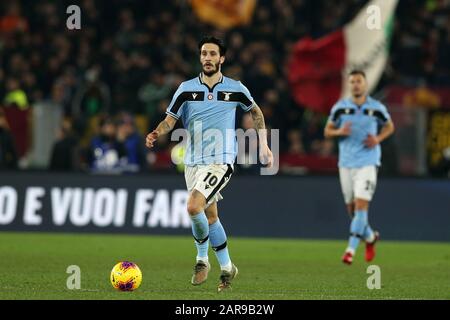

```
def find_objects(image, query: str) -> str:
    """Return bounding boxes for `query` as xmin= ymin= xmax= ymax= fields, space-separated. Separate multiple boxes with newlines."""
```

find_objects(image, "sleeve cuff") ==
xmin=244 ymin=101 xmax=256 ymax=112
xmin=166 ymin=111 xmax=180 ymax=120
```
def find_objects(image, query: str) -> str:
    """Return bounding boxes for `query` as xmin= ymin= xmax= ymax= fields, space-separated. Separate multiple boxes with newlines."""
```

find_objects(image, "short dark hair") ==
xmin=99 ymin=115 xmax=114 ymax=128
xmin=349 ymin=69 xmax=366 ymax=78
xmin=198 ymin=36 xmax=227 ymax=56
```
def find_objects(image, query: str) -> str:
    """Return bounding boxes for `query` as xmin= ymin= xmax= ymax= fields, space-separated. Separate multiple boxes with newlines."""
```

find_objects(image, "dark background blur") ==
xmin=1 ymin=0 xmax=450 ymax=177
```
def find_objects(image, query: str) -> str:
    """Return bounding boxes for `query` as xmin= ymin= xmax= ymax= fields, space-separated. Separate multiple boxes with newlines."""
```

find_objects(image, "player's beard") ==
xmin=351 ymin=89 xmax=364 ymax=98
xmin=202 ymin=62 xmax=220 ymax=77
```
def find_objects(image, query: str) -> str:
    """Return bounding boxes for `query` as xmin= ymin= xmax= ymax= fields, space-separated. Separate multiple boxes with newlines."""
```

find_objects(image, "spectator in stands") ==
xmin=235 ymin=113 xmax=261 ymax=174
xmin=138 ymin=73 xmax=171 ymax=120
xmin=86 ymin=115 xmax=127 ymax=174
xmin=287 ymin=129 xmax=305 ymax=155
xmin=433 ymin=146 xmax=450 ymax=178
xmin=1 ymin=78 xmax=30 ymax=159
xmin=403 ymin=82 xmax=441 ymax=109
xmin=49 ymin=118 xmax=79 ymax=171
xmin=139 ymin=72 xmax=171 ymax=119
xmin=3 ymin=77 xmax=29 ymax=110
xmin=116 ymin=113 xmax=146 ymax=172
xmin=300 ymin=111 xmax=328 ymax=154
xmin=73 ymin=66 xmax=111 ymax=117
xmin=0 ymin=2 xmax=28 ymax=34
xmin=317 ymin=139 xmax=335 ymax=157
xmin=0 ymin=108 xmax=18 ymax=169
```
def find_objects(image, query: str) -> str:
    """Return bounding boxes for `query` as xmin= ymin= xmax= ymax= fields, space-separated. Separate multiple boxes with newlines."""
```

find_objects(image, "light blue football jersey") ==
xmin=166 ymin=74 xmax=255 ymax=165
xmin=328 ymin=96 xmax=391 ymax=168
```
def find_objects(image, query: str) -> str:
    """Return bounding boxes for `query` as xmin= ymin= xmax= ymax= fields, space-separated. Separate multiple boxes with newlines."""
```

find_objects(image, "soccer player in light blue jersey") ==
xmin=146 ymin=36 xmax=273 ymax=291
xmin=324 ymin=70 xmax=395 ymax=265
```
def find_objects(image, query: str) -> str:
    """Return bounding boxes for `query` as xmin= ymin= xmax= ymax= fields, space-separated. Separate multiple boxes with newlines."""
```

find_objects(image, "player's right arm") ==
xmin=324 ymin=102 xmax=351 ymax=139
xmin=236 ymin=81 xmax=273 ymax=168
xmin=324 ymin=121 xmax=351 ymax=138
xmin=145 ymin=115 xmax=177 ymax=148
xmin=146 ymin=81 xmax=187 ymax=149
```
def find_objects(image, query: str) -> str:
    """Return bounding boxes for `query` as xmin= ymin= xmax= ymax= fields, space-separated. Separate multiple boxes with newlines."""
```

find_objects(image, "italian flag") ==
xmin=288 ymin=0 xmax=398 ymax=113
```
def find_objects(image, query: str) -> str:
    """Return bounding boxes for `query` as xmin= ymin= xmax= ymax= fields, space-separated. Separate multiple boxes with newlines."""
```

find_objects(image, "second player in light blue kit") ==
xmin=325 ymin=70 xmax=395 ymax=265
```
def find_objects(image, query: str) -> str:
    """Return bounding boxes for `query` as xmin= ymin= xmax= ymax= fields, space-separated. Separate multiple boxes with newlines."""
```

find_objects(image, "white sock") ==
xmin=221 ymin=261 xmax=233 ymax=272
xmin=196 ymin=256 xmax=209 ymax=264
xmin=365 ymin=233 xmax=375 ymax=243
xmin=345 ymin=247 xmax=355 ymax=255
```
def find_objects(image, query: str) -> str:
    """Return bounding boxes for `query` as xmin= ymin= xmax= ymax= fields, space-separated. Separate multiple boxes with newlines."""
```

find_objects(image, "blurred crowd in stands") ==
xmin=1 ymin=0 xmax=450 ymax=175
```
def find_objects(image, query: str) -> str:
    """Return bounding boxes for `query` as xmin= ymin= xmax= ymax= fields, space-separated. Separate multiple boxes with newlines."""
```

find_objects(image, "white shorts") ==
xmin=184 ymin=164 xmax=234 ymax=207
xmin=339 ymin=166 xmax=378 ymax=204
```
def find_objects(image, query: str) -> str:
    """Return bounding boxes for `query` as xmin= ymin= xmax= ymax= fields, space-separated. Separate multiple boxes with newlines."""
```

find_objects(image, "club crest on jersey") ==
xmin=208 ymin=93 xmax=213 ymax=100
xmin=223 ymin=92 xmax=232 ymax=101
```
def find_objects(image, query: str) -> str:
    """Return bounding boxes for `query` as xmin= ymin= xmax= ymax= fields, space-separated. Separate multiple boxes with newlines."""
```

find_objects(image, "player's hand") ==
xmin=260 ymin=144 xmax=273 ymax=168
xmin=145 ymin=130 xmax=159 ymax=148
xmin=339 ymin=122 xmax=352 ymax=136
xmin=364 ymin=134 xmax=379 ymax=148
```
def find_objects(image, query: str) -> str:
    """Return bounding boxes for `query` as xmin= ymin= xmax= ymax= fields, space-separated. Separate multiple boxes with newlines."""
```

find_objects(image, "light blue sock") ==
xmin=209 ymin=219 xmax=232 ymax=271
xmin=363 ymin=224 xmax=375 ymax=243
xmin=347 ymin=210 xmax=368 ymax=254
xmin=190 ymin=211 xmax=209 ymax=261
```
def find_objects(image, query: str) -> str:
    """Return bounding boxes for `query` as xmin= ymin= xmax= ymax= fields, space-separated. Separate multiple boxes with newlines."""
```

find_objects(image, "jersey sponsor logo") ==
xmin=192 ymin=93 xmax=198 ymax=100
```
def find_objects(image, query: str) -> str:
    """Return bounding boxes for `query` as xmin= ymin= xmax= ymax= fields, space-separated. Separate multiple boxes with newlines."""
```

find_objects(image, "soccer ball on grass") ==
xmin=110 ymin=261 xmax=142 ymax=291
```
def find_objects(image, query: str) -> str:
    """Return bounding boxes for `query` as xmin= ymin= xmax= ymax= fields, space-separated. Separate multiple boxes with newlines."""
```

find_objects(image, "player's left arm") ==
xmin=365 ymin=118 xmax=395 ymax=148
xmin=249 ymin=103 xmax=273 ymax=167
xmin=377 ymin=120 xmax=395 ymax=143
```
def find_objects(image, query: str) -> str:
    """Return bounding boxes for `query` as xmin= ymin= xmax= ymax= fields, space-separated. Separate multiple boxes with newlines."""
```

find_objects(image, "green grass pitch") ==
xmin=0 ymin=232 xmax=449 ymax=300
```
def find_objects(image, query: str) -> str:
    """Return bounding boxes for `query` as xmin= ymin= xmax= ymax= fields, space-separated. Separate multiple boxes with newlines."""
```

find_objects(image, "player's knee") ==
xmin=354 ymin=199 xmax=369 ymax=211
xmin=346 ymin=203 xmax=354 ymax=217
xmin=207 ymin=215 xmax=218 ymax=225
xmin=187 ymin=201 xmax=204 ymax=216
